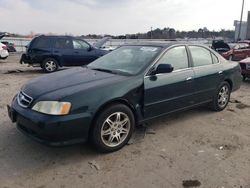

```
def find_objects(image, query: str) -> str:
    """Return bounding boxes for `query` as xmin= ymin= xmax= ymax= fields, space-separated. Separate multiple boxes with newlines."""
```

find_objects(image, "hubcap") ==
xmin=217 ymin=85 xmax=229 ymax=108
xmin=101 ymin=112 xmax=130 ymax=147
xmin=45 ymin=61 xmax=56 ymax=72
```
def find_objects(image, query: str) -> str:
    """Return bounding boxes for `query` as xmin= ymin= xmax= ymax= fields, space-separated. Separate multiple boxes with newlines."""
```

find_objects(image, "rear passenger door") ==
xmin=52 ymin=37 xmax=75 ymax=66
xmin=188 ymin=45 xmax=224 ymax=103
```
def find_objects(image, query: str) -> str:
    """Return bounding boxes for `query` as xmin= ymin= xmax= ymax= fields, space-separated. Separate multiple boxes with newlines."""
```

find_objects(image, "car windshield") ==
xmin=88 ymin=46 xmax=162 ymax=75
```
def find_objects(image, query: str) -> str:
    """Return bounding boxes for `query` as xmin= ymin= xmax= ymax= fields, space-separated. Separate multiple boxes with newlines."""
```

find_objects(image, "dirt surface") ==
xmin=0 ymin=54 xmax=250 ymax=188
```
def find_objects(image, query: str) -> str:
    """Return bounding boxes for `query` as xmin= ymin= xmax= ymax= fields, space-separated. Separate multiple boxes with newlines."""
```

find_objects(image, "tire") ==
xmin=91 ymin=104 xmax=135 ymax=152
xmin=210 ymin=82 xmax=231 ymax=111
xmin=42 ymin=58 xmax=59 ymax=73
xmin=0 ymin=56 xmax=8 ymax=60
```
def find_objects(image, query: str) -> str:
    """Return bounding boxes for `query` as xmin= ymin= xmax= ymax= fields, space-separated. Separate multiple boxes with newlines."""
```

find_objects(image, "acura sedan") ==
xmin=8 ymin=43 xmax=242 ymax=152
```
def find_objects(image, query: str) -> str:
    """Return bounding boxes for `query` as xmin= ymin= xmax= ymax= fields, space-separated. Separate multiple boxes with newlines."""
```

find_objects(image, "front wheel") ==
xmin=42 ymin=58 xmax=59 ymax=73
xmin=210 ymin=82 xmax=231 ymax=111
xmin=91 ymin=104 xmax=135 ymax=152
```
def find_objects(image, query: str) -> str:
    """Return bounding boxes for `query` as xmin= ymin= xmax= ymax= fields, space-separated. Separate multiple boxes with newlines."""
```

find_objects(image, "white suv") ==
xmin=0 ymin=42 xmax=9 ymax=59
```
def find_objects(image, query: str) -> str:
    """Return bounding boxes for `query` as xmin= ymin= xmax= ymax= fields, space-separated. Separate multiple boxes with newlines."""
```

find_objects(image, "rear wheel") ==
xmin=210 ymin=82 xmax=231 ymax=111
xmin=42 ymin=58 xmax=58 ymax=73
xmin=91 ymin=104 xmax=135 ymax=152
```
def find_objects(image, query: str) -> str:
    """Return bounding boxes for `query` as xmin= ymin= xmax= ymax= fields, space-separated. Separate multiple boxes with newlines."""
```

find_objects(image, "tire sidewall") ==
xmin=91 ymin=104 xmax=135 ymax=152
xmin=42 ymin=58 xmax=58 ymax=73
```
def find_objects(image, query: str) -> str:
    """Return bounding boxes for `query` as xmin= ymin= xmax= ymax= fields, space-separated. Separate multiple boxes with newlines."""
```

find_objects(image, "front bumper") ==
xmin=8 ymin=99 xmax=92 ymax=146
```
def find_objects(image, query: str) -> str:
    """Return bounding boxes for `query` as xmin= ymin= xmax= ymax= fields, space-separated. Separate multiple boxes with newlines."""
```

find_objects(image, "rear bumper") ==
xmin=8 ymin=98 xmax=92 ymax=146
xmin=20 ymin=53 xmax=31 ymax=64
xmin=241 ymin=69 xmax=250 ymax=77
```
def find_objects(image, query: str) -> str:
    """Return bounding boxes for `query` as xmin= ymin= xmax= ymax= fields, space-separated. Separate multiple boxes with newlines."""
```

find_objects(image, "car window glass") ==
xmin=54 ymin=38 xmax=72 ymax=49
xmin=211 ymin=53 xmax=219 ymax=64
xmin=189 ymin=46 xmax=213 ymax=67
xmin=157 ymin=46 xmax=188 ymax=70
xmin=73 ymin=40 xmax=90 ymax=50
xmin=33 ymin=38 xmax=51 ymax=48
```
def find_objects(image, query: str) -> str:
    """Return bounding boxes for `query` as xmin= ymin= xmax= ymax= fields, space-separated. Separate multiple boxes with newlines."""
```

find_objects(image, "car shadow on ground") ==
xmin=0 ymin=105 xmax=214 ymax=178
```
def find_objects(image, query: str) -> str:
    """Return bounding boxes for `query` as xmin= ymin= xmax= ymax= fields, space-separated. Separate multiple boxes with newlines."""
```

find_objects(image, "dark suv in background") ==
xmin=20 ymin=35 xmax=108 ymax=72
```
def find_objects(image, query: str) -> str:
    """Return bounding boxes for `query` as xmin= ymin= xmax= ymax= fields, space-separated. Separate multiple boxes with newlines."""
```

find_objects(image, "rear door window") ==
xmin=54 ymin=38 xmax=73 ymax=49
xmin=189 ymin=46 xmax=213 ymax=67
xmin=211 ymin=53 xmax=219 ymax=64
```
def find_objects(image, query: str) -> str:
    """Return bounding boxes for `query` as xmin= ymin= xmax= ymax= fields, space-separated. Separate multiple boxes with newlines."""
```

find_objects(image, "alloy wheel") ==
xmin=101 ymin=112 xmax=131 ymax=147
xmin=45 ymin=60 xmax=57 ymax=72
xmin=217 ymin=85 xmax=230 ymax=108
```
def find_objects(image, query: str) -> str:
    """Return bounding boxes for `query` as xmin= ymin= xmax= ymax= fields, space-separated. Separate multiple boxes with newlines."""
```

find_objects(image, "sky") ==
xmin=0 ymin=0 xmax=250 ymax=35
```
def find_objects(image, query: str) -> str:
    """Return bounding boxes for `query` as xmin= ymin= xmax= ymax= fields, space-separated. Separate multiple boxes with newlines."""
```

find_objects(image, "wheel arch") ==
xmin=43 ymin=56 xmax=61 ymax=66
xmin=88 ymin=98 xmax=139 ymax=137
xmin=224 ymin=79 xmax=233 ymax=90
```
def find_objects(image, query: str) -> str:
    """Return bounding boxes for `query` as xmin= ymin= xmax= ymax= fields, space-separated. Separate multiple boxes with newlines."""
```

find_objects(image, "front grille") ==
xmin=239 ymin=63 xmax=246 ymax=70
xmin=17 ymin=91 xmax=33 ymax=108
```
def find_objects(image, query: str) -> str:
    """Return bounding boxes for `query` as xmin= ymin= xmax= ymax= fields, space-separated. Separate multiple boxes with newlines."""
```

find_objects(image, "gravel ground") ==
xmin=0 ymin=54 xmax=250 ymax=188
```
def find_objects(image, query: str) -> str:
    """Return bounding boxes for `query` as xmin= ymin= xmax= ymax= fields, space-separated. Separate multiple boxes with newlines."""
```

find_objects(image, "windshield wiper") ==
xmin=91 ymin=68 xmax=116 ymax=74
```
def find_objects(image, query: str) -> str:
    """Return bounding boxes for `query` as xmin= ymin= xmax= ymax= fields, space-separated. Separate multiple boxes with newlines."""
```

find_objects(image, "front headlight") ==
xmin=32 ymin=101 xmax=71 ymax=115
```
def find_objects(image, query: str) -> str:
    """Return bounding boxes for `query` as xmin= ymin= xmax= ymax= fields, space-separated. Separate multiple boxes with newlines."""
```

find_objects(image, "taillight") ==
xmin=2 ymin=45 xmax=7 ymax=50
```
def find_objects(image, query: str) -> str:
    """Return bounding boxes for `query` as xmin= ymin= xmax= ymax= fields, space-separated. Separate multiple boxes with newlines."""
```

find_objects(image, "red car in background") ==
xmin=239 ymin=57 xmax=250 ymax=81
xmin=222 ymin=43 xmax=250 ymax=61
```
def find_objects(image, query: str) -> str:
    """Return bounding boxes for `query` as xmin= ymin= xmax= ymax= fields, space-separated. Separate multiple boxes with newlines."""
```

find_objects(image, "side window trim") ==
xmin=210 ymin=52 xmax=219 ymax=64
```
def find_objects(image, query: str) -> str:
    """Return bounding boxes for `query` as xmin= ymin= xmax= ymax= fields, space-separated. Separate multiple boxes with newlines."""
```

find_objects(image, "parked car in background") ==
xmin=239 ymin=40 xmax=250 ymax=46
xmin=93 ymin=37 xmax=117 ymax=51
xmin=239 ymin=57 xmax=250 ymax=81
xmin=222 ymin=43 xmax=250 ymax=61
xmin=8 ymin=43 xmax=242 ymax=152
xmin=211 ymin=40 xmax=231 ymax=54
xmin=20 ymin=35 xmax=108 ymax=73
xmin=0 ymin=42 xmax=9 ymax=59
xmin=1 ymin=41 xmax=16 ymax=52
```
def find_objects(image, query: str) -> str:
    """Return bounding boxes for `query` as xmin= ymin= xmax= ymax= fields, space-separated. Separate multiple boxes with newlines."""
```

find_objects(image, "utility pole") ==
xmin=238 ymin=0 xmax=245 ymax=41
xmin=150 ymin=27 xmax=153 ymax=39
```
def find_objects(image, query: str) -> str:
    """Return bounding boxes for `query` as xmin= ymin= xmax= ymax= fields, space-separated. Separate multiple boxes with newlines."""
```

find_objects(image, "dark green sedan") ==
xmin=8 ymin=43 xmax=242 ymax=152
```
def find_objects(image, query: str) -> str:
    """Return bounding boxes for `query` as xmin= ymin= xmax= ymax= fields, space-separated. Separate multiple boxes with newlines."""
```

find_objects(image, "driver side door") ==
xmin=144 ymin=46 xmax=195 ymax=119
xmin=72 ymin=39 xmax=97 ymax=65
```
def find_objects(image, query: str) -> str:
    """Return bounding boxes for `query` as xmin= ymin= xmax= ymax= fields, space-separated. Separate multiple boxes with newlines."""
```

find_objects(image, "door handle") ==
xmin=218 ymin=71 xmax=223 ymax=74
xmin=186 ymin=77 xmax=193 ymax=81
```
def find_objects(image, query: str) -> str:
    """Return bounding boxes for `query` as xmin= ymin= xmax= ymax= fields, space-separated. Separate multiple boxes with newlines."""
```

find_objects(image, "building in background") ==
xmin=234 ymin=11 xmax=250 ymax=41
xmin=247 ymin=11 xmax=250 ymax=39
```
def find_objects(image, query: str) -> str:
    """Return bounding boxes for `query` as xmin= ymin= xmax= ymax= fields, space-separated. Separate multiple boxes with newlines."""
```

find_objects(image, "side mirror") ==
xmin=154 ymin=64 xmax=174 ymax=74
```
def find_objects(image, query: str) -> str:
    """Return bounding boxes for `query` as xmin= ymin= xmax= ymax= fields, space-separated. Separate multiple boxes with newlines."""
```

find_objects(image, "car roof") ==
xmin=122 ymin=42 xmax=208 ymax=49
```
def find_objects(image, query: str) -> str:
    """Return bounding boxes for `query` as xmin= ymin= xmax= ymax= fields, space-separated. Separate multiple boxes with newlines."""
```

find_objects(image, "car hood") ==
xmin=22 ymin=67 xmax=125 ymax=99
